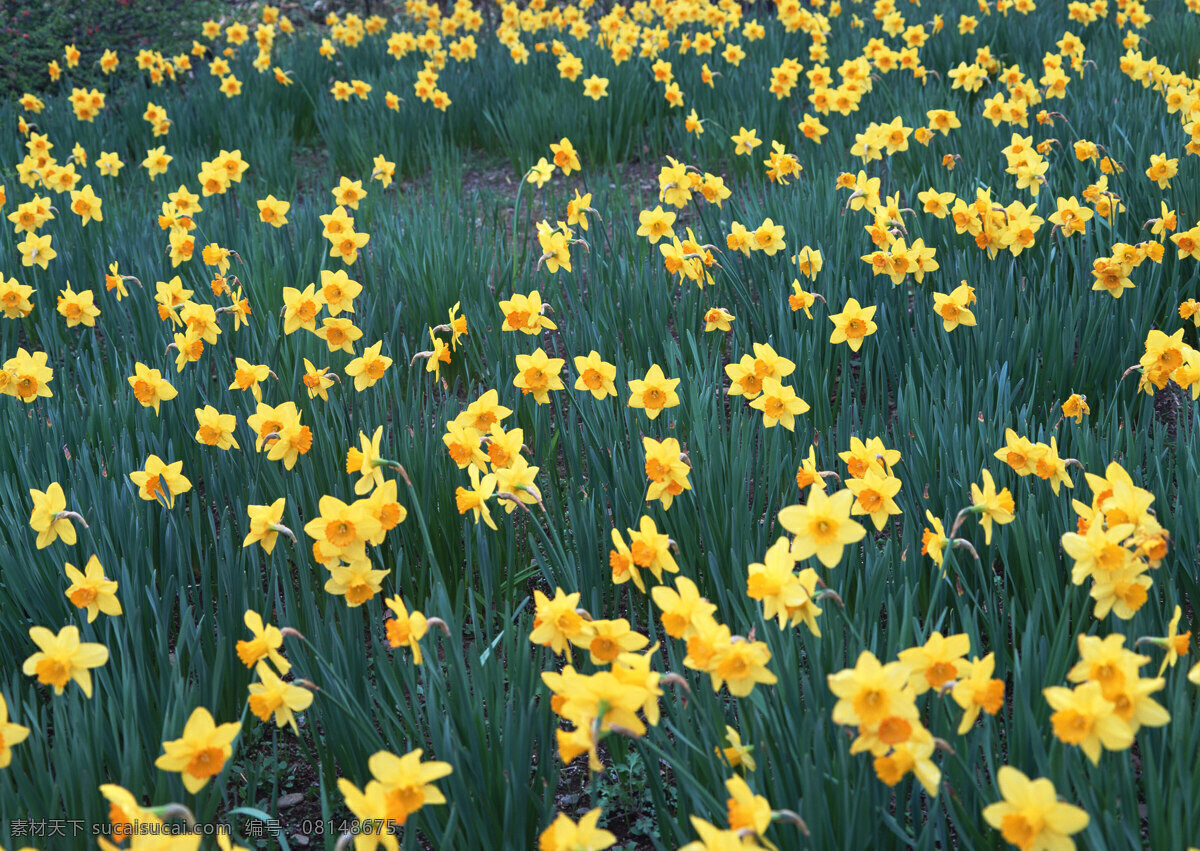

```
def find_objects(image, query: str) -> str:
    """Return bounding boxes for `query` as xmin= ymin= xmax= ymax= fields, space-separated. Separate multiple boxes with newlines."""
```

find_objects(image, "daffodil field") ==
xmin=3 ymin=0 xmax=1200 ymax=848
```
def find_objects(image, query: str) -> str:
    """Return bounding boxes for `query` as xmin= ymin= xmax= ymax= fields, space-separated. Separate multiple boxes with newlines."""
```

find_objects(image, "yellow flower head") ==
xmin=23 ymin=624 xmax=108 ymax=696
xmin=778 ymin=488 xmax=867 ymax=568
xmin=828 ymin=298 xmax=878 ymax=351
xmin=63 ymin=555 xmax=122 ymax=623
xmin=983 ymin=766 xmax=1089 ymax=850
xmin=627 ymin=363 xmax=681 ymax=419
xmin=0 ymin=692 xmax=32 ymax=768
xmin=154 ymin=707 xmax=241 ymax=793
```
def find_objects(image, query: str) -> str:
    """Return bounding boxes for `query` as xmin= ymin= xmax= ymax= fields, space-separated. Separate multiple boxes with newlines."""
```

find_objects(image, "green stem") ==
xmin=395 ymin=464 xmax=441 ymax=575
xmin=832 ymin=584 xmax=868 ymax=648
xmin=521 ymin=494 xmax=575 ymax=589
xmin=511 ymin=173 xmax=528 ymax=290
xmin=292 ymin=633 xmax=373 ymax=723
xmin=270 ymin=726 xmax=280 ymax=813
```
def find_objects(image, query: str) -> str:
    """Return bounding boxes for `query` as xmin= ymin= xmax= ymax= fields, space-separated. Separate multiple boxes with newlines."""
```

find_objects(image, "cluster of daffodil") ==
xmin=10 ymin=0 xmax=1192 ymax=351
xmin=725 ymin=217 xmax=786 ymax=258
xmin=1133 ymin=328 xmax=1200 ymax=397
xmin=658 ymin=155 xmax=733 ymax=213
xmin=6 ymin=0 xmax=1200 ymax=846
xmin=663 ymin=574 xmax=778 ymax=700
xmin=7 ymin=0 xmax=1189 ymax=151
xmin=319 ymin=201 xmax=371 ymax=266
xmin=394 ymin=29 xmax=456 ymax=112
xmin=78 ymin=10 xmax=282 ymax=91
xmin=23 ymin=480 xmax=379 ymax=833
xmin=412 ymin=301 xmax=468 ymax=382
xmin=783 ymin=432 xmax=1099 ymax=851
xmin=16 ymin=485 xmax=300 ymax=841
xmin=16 ymin=480 xmax=115 ymax=712
xmin=534 ymin=219 xmax=582 ymax=274
xmin=65 ymin=87 xmax=106 ymax=123
xmin=725 ymin=342 xmax=809 ymax=432
xmin=495 ymin=288 xmax=686 ymax=447
xmin=527 ymin=137 xmax=582 ymax=187
xmin=993 ymin=428 xmax=1075 ymax=495
xmin=755 ymin=439 xmax=908 ymax=632
xmin=234 ymin=610 xmax=312 ymax=735
xmin=0 ymin=346 xmax=53 ymax=402
xmin=535 ymin=586 xmax=665 ymax=771
xmin=291 ymin=427 xmax=411 ymax=606
xmin=18 ymin=468 xmax=443 ymax=841
xmin=7 ymin=136 xmax=106 ymax=274
xmin=1040 ymin=631 xmax=1169 ymax=766
xmin=745 ymin=537 xmax=825 ymax=638
xmin=9 ymin=77 xmax=454 ymax=801
xmin=815 ymin=441 xmax=893 ymax=531
xmin=442 ymin=387 xmax=542 ymax=529
xmin=643 ymin=436 xmax=693 ymax=510
xmin=648 ymin=157 xmax=734 ymax=285
xmin=532 ymin=566 xmax=779 ymax=773
xmin=237 ymin=589 xmax=449 ymax=842
xmin=1062 ymin=461 xmax=1170 ymax=621
xmin=199 ymin=11 xmax=296 ymax=92
xmin=1120 ymin=45 xmax=1200 ymax=160
xmin=337 ymin=749 xmax=455 ymax=844
xmin=827 ymin=635 xmax=1005 ymax=797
